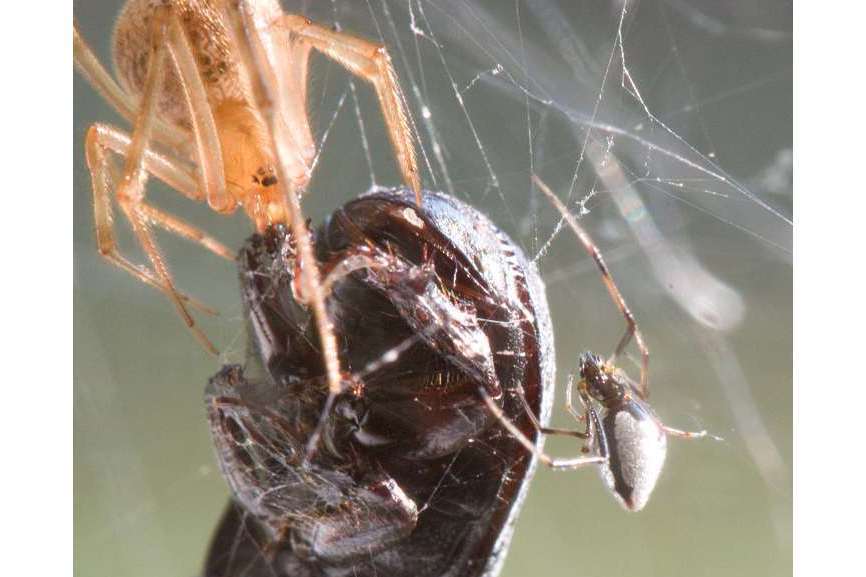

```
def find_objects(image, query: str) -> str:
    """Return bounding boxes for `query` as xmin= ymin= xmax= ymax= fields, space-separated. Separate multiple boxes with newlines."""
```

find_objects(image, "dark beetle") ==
xmin=203 ymin=189 xmax=554 ymax=577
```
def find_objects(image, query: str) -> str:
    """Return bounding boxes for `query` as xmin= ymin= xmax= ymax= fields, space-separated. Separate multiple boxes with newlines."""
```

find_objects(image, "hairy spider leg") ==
xmin=80 ymin=8 xmax=249 ymax=354
xmin=217 ymin=5 xmax=346 ymax=463
xmin=272 ymin=15 xmax=421 ymax=201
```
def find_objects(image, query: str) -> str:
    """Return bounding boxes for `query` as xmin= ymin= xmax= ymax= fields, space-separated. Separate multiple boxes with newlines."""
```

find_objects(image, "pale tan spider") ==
xmin=74 ymin=0 xmax=420 ymax=356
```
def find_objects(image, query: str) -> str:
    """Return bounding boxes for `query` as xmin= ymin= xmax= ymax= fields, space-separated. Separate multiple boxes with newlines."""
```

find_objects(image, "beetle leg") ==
xmin=206 ymin=366 xmax=418 ymax=563
xmin=287 ymin=476 xmax=418 ymax=563
xmin=362 ymin=250 xmax=501 ymax=396
xmin=319 ymin=247 xmax=384 ymax=296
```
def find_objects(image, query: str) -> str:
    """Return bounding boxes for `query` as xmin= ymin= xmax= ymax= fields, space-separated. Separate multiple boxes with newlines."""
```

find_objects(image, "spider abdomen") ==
xmin=599 ymin=401 xmax=667 ymax=512
xmin=112 ymin=0 xmax=247 ymax=128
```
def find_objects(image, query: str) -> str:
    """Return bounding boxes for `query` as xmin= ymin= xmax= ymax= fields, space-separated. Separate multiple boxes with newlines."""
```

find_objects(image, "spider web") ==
xmin=73 ymin=1 xmax=792 ymax=576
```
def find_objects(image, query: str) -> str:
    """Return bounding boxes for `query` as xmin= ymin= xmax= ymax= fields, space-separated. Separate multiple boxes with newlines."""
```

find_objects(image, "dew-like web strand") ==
xmin=309 ymin=89 xmax=350 ymax=184
xmin=385 ymin=0 xmax=451 ymax=193
xmin=530 ymin=0 xmax=637 ymax=262
xmin=659 ymin=69 xmax=789 ymax=122
xmin=401 ymin=0 xmax=456 ymax=195
xmin=657 ymin=1 xmax=718 ymax=159
xmin=326 ymin=1 xmax=378 ymax=189
xmin=613 ymin=11 xmax=791 ymax=226
xmin=637 ymin=177 xmax=792 ymax=256
xmin=523 ymin=89 xmax=792 ymax=250
xmin=413 ymin=1 xmax=500 ymax=200
xmin=515 ymin=0 xmax=540 ymax=251
xmin=412 ymin=0 xmax=617 ymax=257
xmin=349 ymin=80 xmax=379 ymax=185
xmin=420 ymin=0 xmax=791 ymax=251
xmin=414 ymin=1 xmax=529 ymax=236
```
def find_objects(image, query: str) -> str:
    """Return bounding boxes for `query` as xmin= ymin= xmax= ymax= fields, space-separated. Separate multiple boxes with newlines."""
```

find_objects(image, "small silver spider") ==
xmin=482 ymin=176 xmax=711 ymax=512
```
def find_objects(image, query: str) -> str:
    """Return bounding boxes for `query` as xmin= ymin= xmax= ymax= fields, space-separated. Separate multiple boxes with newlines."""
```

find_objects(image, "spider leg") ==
xmin=86 ymin=124 xmax=219 ymax=351
xmin=479 ymin=388 xmax=606 ymax=471
xmin=275 ymin=15 xmax=421 ymax=200
xmin=533 ymin=175 xmax=650 ymax=398
xmin=139 ymin=205 xmax=234 ymax=261
xmin=87 ymin=124 xmax=234 ymax=261
xmin=515 ymin=388 xmax=589 ymax=440
xmin=661 ymin=424 xmax=709 ymax=439
xmin=84 ymin=9 xmax=230 ymax=354
xmin=73 ymin=21 xmax=186 ymax=152
xmin=164 ymin=14 xmax=233 ymax=214
xmin=565 ymin=374 xmax=588 ymax=422
xmin=85 ymin=126 xmax=220 ymax=316
xmin=218 ymin=6 xmax=345 ymax=466
xmin=75 ymin=14 xmax=230 ymax=213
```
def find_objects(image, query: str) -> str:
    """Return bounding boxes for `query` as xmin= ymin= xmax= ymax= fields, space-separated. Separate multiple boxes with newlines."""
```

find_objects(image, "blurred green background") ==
xmin=74 ymin=1 xmax=791 ymax=576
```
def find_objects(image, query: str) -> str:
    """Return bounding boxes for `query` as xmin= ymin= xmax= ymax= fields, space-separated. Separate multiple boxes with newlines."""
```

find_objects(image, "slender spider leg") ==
xmin=479 ymin=388 xmax=606 ymax=471
xmin=86 ymin=124 xmax=233 ymax=261
xmin=516 ymin=389 xmax=589 ymax=440
xmin=86 ymin=124 xmax=200 ymax=200
xmin=660 ymin=424 xmax=710 ymax=439
xmin=85 ymin=133 xmax=221 ymax=317
xmin=223 ymin=5 xmax=345 ymax=464
xmin=80 ymin=7 xmax=255 ymax=353
xmin=82 ymin=10 xmax=207 ymax=352
xmin=516 ymin=382 xmax=612 ymax=458
xmin=138 ymin=205 xmax=234 ymax=261
xmin=109 ymin=14 xmax=222 ymax=352
xmin=274 ymin=15 xmax=421 ymax=201
xmin=74 ymin=21 xmax=187 ymax=151
xmin=164 ymin=14 xmax=232 ymax=214
xmin=84 ymin=11 xmax=215 ymax=351
xmin=565 ymin=374 xmax=588 ymax=423
xmin=533 ymin=175 xmax=650 ymax=398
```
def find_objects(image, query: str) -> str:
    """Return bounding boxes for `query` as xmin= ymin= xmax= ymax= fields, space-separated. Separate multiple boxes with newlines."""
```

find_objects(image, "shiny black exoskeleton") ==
xmin=202 ymin=189 xmax=554 ymax=577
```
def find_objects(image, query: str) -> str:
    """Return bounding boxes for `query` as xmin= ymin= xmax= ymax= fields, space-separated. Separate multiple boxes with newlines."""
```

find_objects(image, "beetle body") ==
xmin=204 ymin=189 xmax=554 ymax=577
